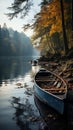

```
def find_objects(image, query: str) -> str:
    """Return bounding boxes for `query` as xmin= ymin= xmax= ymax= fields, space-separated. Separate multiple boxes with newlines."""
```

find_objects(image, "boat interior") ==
xmin=35 ymin=72 xmax=67 ymax=97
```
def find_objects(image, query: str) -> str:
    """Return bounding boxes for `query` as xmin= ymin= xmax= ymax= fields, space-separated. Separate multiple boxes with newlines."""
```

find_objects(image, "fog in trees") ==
xmin=0 ymin=23 xmax=34 ymax=56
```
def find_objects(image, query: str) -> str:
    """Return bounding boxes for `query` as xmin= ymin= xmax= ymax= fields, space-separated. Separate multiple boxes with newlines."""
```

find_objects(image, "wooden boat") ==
xmin=34 ymin=68 xmax=67 ymax=114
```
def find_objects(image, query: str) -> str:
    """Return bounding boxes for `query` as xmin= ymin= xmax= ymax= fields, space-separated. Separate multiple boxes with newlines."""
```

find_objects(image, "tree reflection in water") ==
xmin=11 ymin=97 xmax=30 ymax=130
xmin=10 ymin=95 xmax=44 ymax=130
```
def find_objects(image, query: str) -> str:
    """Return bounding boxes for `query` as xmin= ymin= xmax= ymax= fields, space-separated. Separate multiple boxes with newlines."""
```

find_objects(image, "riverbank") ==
xmin=38 ymin=53 xmax=73 ymax=129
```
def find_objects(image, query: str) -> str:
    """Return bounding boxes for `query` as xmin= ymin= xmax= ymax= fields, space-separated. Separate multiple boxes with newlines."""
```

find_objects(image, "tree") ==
xmin=33 ymin=0 xmax=71 ymax=53
xmin=41 ymin=0 xmax=71 ymax=54
xmin=7 ymin=0 xmax=72 ymax=54
xmin=72 ymin=0 xmax=73 ymax=42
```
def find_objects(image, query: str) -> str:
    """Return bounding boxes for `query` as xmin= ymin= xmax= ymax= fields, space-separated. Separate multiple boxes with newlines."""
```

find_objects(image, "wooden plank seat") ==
xmin=43 ymin=87 xmax=66 ymax=91
xmin=36 ymin=79 xmax=56 ymax=82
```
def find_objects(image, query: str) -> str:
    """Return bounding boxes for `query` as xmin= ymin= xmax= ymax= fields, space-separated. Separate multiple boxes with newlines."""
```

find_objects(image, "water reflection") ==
xmin=11 ymin=96 xmax=33 ymax=130
xmin=10 ymin=84 xmax=41 ymax=130
xmin=0 ymin=56 xmax=42 ymax=130
xmin=0 ymin=57 xmax=32 ymax=85
xmin=34 ymin=96 xmax=67 ymax=130
xmin=32 ymin=65 xmax=40 ymax=74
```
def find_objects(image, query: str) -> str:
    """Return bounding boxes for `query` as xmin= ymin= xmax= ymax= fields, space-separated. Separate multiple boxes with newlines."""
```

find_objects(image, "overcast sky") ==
xmin=0 ymin=0 xmax=41 ymax=37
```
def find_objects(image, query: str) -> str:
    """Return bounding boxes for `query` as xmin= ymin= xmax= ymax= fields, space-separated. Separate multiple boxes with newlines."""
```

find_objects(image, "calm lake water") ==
xmin=0 ymin=56 xmax=68 ymax=130
xmin=0 ymin=56 xmax=45 ymax=130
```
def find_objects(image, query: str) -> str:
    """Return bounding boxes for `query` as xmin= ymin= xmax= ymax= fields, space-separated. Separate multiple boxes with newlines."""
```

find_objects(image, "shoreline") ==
xmin=37 ymin=55 xmax=73 ymax=129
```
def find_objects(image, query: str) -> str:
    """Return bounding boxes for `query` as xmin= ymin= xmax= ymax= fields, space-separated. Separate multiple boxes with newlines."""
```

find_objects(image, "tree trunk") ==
xmin=72 ymin=0 xmax=73 ymax=43
xmin=72 ymin=0 xmax=73 ymax=31
xmin=60 ymin=0 xmax=69 ymax=54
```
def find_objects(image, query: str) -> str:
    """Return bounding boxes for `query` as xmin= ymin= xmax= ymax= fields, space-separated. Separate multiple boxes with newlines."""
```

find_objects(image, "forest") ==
xmin=31 ymin=0 xmax=72 ymax=56
xmin=7 ymin=0 xmax=73 ymax=57
xmin=0 ymin=23 xmax=33 ymax=56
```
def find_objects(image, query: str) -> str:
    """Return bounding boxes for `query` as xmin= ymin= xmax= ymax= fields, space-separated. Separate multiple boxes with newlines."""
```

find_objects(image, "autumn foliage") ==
xmin=32 ymin=0 xmax=72 ymax=54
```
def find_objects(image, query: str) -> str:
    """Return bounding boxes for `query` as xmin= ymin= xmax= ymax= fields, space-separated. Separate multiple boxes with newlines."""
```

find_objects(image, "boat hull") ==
xmin=34 ymin=83 xmax=64 ymax=114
